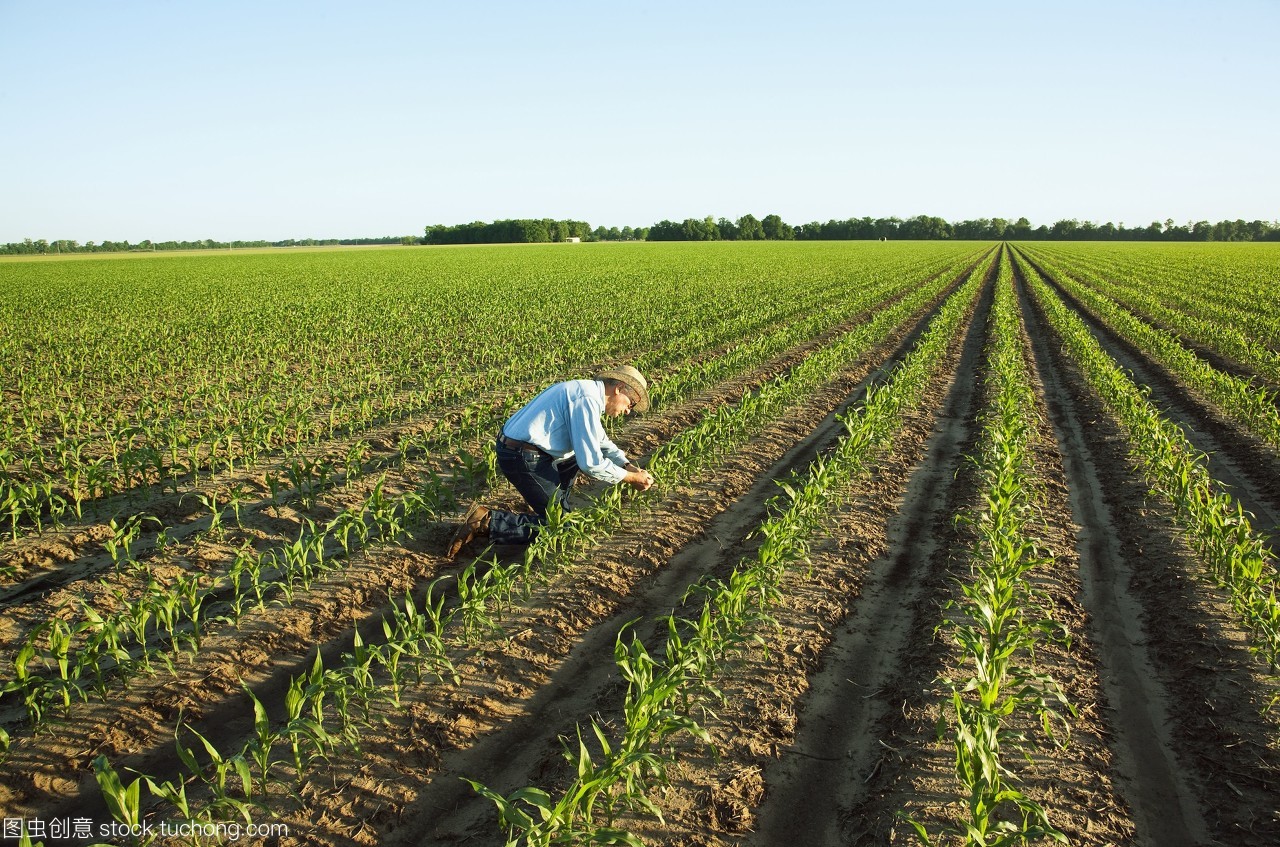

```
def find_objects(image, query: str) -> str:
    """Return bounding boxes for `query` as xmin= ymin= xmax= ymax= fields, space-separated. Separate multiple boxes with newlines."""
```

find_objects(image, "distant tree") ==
xmin=953 ymin=218 xmax=992 ymax=239
xmin=736 ymin=214 xmax=765 ymax=240
xmin=647 ymin=220 xmax=684 ymax=241
xmin=795 ymin=221 xmax=823 ymax=240
xmin=422 ymin=218 xmax=590 ymax=245
xmin=1048 ymin=219 xmax=1077 ymax=240
xmin=680 ymin=216 xmax=719 ymax=241
xmin=1007 ymin=217 xmax=1033 ymax=239
xmin=761 ymin=214 xmax=793 ymax=240
xmin=899 ymin=215 xmax=950 ymax=240
xmin=874 ymin=217 xmax=901 ymax=240
xmin=1225 ymin=220 xmax=1252 ymax=241
xmin=717 ymin=217 xmax=739 ymax=240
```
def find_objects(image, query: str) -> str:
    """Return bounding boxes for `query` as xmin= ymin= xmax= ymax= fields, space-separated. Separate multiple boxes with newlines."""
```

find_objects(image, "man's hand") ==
xmin=624 ymin=468 xmax=655 ymax=491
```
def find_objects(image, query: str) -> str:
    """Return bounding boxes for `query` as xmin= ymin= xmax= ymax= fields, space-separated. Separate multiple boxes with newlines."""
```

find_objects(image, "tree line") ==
xmin=0 ymin=235 xmax=422 ymax=255
xmin=794 ymin=215 xmax=1280 ymax=242
xmin=647 ymin=214 xmax=795 ymax=241
xmin=424 ymin=214 xmax=1280 ymax=244
xmin=655 ymin=214 xmax=1280 ymax=242
xmin=5 ymin=214 xmax=1278 ymax=255
xmin=422 ymin=219 xmax=596 ymax=245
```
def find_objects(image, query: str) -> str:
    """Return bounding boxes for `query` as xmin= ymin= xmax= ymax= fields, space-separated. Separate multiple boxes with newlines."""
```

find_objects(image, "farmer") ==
xmin=447 ymin=365 xmax=656 ymax=558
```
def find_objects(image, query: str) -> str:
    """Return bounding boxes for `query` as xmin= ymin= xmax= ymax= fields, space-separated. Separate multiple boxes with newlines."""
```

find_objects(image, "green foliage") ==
xmin=905 ymin=251 xmax=1070 ymax=845
xmin=1019 ymin=249 xmax=1280 ymax=671
xmin=423 ymin=218 xmax=594 ymax=244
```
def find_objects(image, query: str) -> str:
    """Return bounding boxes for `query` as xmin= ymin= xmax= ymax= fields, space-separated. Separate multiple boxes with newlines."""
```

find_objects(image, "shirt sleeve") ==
xmin=567 ymin=388 xmax=629 ymax=484
xmin=599 ymin=433 xmax=629 ymax=469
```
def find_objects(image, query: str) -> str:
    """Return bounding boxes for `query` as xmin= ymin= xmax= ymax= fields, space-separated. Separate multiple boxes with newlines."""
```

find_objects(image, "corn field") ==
xmin=1 ymin=240 xmax=1277 ymax=847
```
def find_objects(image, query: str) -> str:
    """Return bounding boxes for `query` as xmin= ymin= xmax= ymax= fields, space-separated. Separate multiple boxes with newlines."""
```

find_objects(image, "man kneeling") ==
xmin=447 ymin=365 xmax=655 ymax=559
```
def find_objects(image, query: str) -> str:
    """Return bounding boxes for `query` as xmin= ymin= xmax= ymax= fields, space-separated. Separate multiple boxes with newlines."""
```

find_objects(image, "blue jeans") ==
xmin=489 ymin=438 xmax=580 ymax=544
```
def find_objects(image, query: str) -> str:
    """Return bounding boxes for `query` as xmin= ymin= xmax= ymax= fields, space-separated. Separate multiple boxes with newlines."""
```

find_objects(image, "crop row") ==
xmin=0 ymin=472 xmax=452 ymax=755
xmin=465 ymin=257 xmax=985 ymax=845
xmin=1019 ymin=245 xmax=1280 ymax=386
xmin=1016 ymin=250 xmax=1280 ymax=672
xmin=904 ymin=251 xmax=1071 ymax=845
xmin=1019 ymin=251 xmax=1280 ymax=449
xmin=1022 ymin=242 xmax=1280 ymax=353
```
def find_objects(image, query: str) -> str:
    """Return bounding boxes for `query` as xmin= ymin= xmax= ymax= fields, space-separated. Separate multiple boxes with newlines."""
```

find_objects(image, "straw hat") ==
xmin=595 ymin=364 xmax=651 ymax=413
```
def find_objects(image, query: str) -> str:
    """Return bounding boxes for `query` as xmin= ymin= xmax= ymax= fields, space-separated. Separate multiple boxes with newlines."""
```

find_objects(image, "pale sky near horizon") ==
xmin=2 ymin=0 xmax=1277 ymax=243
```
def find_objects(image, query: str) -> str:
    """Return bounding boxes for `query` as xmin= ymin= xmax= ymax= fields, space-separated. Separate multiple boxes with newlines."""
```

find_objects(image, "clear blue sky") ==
xmin=2 ymin=0 xmax=1277 ymax=242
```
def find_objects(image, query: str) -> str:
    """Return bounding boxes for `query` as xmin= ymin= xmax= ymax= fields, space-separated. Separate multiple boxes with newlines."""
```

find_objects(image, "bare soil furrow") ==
xmin=1013 ymin=248 xmax=1280 ymax=542
xmin=1016 ymin=264 xmax=1205 ymax=845
xmin=829 ymin=255 xmax=1136 ymax=846
xmin=1017 ymin=257 xmax=1280 ymax=846
xmin=745 ymin=254 xmax=992 ymax=847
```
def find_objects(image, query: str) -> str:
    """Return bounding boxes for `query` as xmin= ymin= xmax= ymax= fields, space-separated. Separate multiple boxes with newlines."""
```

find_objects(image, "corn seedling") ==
xmin=92 ymin=755 xmax=148 ymax=835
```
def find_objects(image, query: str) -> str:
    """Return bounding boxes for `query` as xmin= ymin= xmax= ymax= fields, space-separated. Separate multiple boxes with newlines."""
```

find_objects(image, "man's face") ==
xmin=605 ymin=384 xmax=636 ymax=417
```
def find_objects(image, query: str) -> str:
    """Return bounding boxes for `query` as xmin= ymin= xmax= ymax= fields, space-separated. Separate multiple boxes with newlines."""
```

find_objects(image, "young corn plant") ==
xmin=344 ymin=627 xmax=381 ymax=724
xmin=5 ymin=634 xmax=49 ymax=727
xmin=224 ymin=481 xmax=252 ymax=527
xmin=226 ymin=542 xmax=265 ymax=620
xmin=279 ymin=653 xmax=335 ymax=786
xmin=92 ymin=755 xmax=150 ymax=841
xmin=455 ymin=560 xmax=503 ymax=645
xmin=104 ymin=513 xmax=160 ymax=571
xmin=242 ymin=684 xmax=280 ymax=794
xmin=907 ymin=255 xmax=1069 ymax=845
xmin=326 ymin=504 xmax=370 ymax=556
xmin=183 ymin=489 xmax=225 ymax=539
xmin=172 ymin=722 xmax=257 ymax=824
xmin=345 ymin=438 xmax=371 ymax=480
xmin=465 ymin=722 xmax=647 ymax=847
xmin=382 ymin=582 xmax=459 ymax=690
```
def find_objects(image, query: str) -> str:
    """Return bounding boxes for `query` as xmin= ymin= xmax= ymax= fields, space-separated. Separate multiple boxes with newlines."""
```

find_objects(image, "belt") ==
xmin=498 ymin=433 xmax=546 ymax=454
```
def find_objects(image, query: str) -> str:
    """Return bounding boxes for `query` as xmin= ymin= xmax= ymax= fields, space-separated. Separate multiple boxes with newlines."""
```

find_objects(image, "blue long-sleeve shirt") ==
xmin=501 ymin=379 xmax=630 ymax=484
